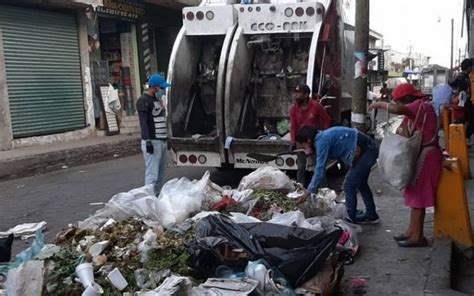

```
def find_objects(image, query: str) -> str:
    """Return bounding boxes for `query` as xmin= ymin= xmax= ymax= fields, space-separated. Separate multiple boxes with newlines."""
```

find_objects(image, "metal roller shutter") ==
xmin=0 ymin=6 xmax=85 ymax=138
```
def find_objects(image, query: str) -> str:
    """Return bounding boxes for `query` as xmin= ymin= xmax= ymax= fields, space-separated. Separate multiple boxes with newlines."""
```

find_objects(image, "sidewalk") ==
xmin=341 ymin=147 xmax=474 ymax=295
xmin=0 ymin=133 xmax=141 ymax=181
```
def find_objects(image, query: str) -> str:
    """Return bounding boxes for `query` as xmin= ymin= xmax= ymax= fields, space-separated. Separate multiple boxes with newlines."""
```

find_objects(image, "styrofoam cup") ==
xmin=81 ymin=282 xmax=104 ymax=296
xmin=107 ymin=268 xmax=128 ymax=291
xmin=75 ymin=263 xmax=94 ymax=288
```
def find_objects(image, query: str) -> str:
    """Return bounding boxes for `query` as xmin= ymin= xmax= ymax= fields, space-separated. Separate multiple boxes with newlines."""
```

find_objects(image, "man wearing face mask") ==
xmin=289 ymin=83 xmax=331 ymax=185
xmin=136 ymin=73 xmax=171 ymax=195
xmin=296 ymin=125 xmax=380 ymax=224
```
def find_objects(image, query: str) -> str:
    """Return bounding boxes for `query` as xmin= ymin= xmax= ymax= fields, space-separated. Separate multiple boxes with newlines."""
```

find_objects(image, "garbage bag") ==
xmin=186 ymin=237 xmax=230 ymax=277
xmin=238 ymin=167 xmax=295 ymax=192
xmin=193 ymin=215 xmax=342 ymax=287
xmin=156 ymin=171 xmax=210 ymax=228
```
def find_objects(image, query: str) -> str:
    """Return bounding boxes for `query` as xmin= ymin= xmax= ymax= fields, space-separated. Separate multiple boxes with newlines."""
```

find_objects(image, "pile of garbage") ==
xmin=0 ymin=166 xmax=361 ymax=296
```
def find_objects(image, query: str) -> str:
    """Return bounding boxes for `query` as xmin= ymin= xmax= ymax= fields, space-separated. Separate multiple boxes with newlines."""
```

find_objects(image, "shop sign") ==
xmin=97 ymin=0 xmax=145 ymax=20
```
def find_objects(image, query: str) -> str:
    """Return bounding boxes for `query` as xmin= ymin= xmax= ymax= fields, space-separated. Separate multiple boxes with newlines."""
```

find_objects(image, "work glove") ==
xmin=146 ymin=141 xmax=154 ymax=154
xmin=290 ymin=143 xmax=297 ymax=154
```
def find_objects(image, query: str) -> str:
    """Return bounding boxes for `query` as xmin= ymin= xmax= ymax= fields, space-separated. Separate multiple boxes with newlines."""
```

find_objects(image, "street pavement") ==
xmin=1 ymin=129 xmax=472 ymax=295
xmin=0 ymin=154 xmax=249 ymax=256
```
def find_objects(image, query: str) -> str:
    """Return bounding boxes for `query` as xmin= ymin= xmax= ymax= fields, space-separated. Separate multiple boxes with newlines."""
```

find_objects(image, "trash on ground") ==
xmin=1 ymin=168 xmax=359 ymax=295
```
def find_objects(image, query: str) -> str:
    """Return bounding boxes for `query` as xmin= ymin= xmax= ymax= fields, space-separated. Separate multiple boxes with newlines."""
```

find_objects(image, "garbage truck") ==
xmin=167 ymin=0 xmax=356 ymax=170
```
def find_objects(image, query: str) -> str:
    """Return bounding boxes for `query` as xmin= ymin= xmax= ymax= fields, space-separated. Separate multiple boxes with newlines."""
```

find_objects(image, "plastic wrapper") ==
xmin=229 ymin=212 xmax=262 ymax=224
xmin=156 ymin=171 xmax=210 ymax=228
xmin=150 ymin=275 xmax=192 ymax=295
xmin=191 ymin=277 xmax=259 ymax=296
xmin=192 ymin=215 xmax=342 ymax=287
xmin=269 ymin=211 xmax=323 ymax=232
xmin=138 ymin=229 xmax=158 ymax=264
xmin=238 ymin=167 xmax=295 ymax=192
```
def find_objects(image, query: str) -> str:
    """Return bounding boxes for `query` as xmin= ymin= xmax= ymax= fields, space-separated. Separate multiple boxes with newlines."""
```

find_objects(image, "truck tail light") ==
xmin=295 ymin=7 xmax=304 ymax=17
xmin=189 ymin=154 xmax=197 ymax=164
xmin=240 ymin=7 xmax=245 ymax=13
xmin=186 ymin=12 xmax=195 ymax=21
xmin=196 ymin=11 xmax=204 ymax=20
xmin=316 ymin=7 xmax=323 ymax=15
xmin=286 ymin=158 xmax=295 ymax=167
xmin=198 ymin=155 xmax=207 ymax=164
xmin=275 ymin=157 xmax=284 ymax=166
xmin=206 ymin=11 xmax=214 ymax=20
xmin=284 ymin=8 xmax=293 ymax=17
xmin=179 ymin=155 xmax=188 ymax=163
xmin=306 ymin=7 xmax=315 ymax=16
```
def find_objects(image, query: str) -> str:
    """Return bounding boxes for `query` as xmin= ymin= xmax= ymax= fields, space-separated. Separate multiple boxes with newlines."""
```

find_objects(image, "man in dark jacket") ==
xmin=136 ymin=73 xmax=171 ymax=195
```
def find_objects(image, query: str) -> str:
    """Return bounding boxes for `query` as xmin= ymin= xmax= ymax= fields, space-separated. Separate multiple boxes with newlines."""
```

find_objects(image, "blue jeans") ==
xmin=344 ymin=135 xmax=379 ymax=221
xmin=141 ymin=139 xmax=167 ymax=195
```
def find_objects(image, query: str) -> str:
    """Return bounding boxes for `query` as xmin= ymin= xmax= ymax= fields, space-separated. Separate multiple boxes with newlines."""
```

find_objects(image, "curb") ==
xmin=424 ymin=239 xmax=467 ymax=296
xmin=0 ymin=137 xmax=141 ymax=181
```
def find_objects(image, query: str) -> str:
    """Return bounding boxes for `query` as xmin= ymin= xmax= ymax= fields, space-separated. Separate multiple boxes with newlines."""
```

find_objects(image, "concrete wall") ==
xmin=0 ymin=29 xmax=13 ymax=151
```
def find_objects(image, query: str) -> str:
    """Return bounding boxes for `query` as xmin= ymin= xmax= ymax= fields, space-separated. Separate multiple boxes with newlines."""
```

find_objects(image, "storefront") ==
xmin=86 ymin=0 xmax=145 ymax=130
xmin=0 ymin=5 xmax=85 ymax=140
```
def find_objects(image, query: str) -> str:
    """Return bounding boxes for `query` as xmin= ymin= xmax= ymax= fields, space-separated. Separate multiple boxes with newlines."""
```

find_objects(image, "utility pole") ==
xmin=451 ymin=18 xmax=454 ymax=72
xmin=351 ymin=0 xmax=369 ymax=132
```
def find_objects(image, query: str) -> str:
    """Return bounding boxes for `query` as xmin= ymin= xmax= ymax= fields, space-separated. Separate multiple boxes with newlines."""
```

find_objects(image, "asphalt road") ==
xmin=0 ymin=154 xmax=250 ymax=255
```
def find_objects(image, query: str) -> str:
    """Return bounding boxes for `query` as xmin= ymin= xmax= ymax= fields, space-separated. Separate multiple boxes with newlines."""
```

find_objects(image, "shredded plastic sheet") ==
xmin=0 ymin=222 xmax=47 ymax=238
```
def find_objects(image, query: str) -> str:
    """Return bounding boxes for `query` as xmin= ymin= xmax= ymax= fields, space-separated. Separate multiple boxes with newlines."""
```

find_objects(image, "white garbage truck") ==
xmin=167 ymin=0 xmax=356 ymax=170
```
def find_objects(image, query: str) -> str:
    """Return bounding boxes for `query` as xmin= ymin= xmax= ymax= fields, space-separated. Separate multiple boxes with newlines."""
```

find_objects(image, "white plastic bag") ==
xmin=378 ymin=130 xmax=421 ymax=189
xmin=156 ymin=171 xmax=210 ymax=228
xmin=238 ymin=166 xmax=294 ymax=191
xmin=269 ymin=211 xmax=324 ymax=232
xmin=107 ymin=83 xmax=121 ymax=114
xmin=78 ymin=185 xmax=158 ymax=229
xmin=6 ymin=261 xmax=44 ymax=296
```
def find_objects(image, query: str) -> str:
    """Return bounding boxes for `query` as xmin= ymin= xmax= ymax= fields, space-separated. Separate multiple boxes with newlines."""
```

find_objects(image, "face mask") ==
xmin=155 ymin=89 xmax=165 ymax=98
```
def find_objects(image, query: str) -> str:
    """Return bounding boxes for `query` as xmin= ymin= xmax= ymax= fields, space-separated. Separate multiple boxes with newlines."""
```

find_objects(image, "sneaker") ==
xmin=355 ymin=213 xmax=380 ymax=224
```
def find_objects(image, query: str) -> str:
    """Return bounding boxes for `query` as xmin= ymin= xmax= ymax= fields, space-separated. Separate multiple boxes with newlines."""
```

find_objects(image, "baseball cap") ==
xmin=294 ymin=83 xmax=311 ymax=94
xmin=148 ymin=73 xmax=171 ymax=88
xmin=391 ymin=83 xmax=425 ymax=101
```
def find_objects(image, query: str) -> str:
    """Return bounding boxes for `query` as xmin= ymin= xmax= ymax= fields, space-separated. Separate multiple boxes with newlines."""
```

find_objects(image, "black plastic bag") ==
xmin=190 ymin=215 xmax=342 ymax=287
xmin=186 ymin=237 xmax=228 ymax=277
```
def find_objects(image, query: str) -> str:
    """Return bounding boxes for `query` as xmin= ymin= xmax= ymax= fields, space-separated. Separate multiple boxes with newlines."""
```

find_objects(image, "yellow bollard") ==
xmin=442 ymin=106 xmax=451 ymax=151
xmin=448 ymin=124 xmax=471 ymax=179
xmin=434 ymin=158 xmax=474 ymax=248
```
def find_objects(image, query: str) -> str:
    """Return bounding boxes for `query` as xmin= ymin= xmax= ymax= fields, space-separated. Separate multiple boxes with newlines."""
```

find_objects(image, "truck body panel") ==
xmin=168 ymin=0 xmax=355 ymax=170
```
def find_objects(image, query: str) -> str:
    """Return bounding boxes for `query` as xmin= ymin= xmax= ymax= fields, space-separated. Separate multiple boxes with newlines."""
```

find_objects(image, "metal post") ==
xmin=351 ymin=0 xmax=369 ymax=132
xmin=451 ymin=18 xmax=454 ymax=73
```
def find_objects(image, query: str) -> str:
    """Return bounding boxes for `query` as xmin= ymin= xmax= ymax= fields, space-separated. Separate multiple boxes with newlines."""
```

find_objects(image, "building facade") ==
xmin=0 ymin=0 xmax=191 ymax=150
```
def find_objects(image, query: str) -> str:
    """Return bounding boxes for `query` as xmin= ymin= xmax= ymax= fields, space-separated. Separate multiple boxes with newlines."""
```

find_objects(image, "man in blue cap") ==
xmin=136 ymin=73 xmax=171 ymax=195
